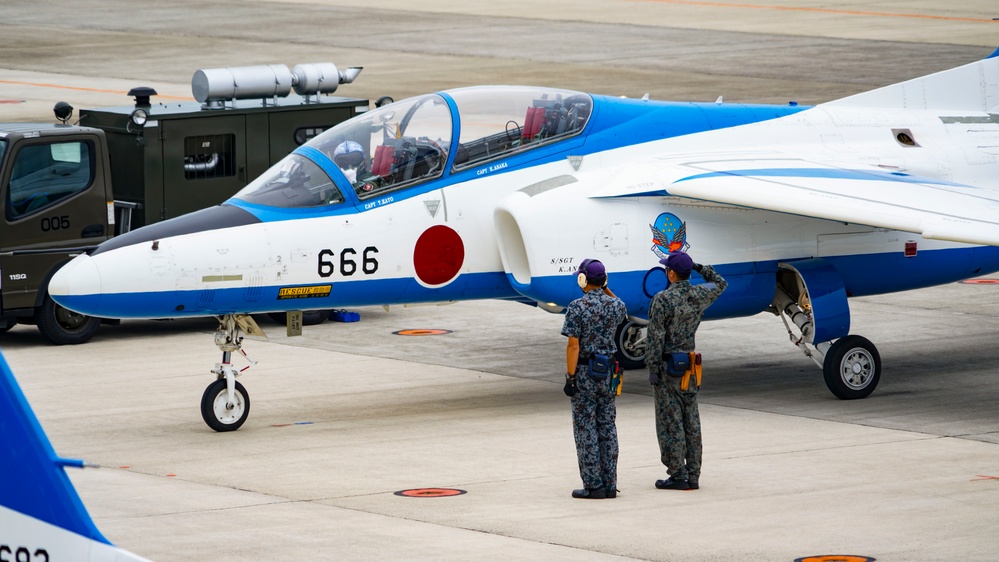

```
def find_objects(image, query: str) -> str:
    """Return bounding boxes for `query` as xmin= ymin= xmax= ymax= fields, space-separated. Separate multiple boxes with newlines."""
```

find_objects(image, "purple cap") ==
xmin=660 ymin=251 xmax=693 ymax=275
xmin=576 ymin=259 xmax=607 ymax=283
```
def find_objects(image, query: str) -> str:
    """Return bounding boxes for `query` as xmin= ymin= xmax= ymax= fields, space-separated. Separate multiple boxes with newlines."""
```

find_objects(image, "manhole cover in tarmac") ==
xmin=392 ymin=329 xmax=452 ymax=336
xmin=394 ymin=488 xmax=466 ymax=498
xmin=794 ymin=554 xmax=877 ymax=562
xmin=395 ymin=488 xmax=465 ymax=498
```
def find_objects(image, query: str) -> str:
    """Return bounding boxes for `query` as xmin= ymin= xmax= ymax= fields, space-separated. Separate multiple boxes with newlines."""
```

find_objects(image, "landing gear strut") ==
xmin=773 ymin=269 xmax=882 ymax=400
xmin=200 ymin=314 xmax=262 ymax=431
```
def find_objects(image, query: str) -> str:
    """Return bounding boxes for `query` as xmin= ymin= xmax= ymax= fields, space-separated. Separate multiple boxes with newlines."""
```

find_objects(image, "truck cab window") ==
xmin=7 ymin=141 xmax=95 ymax=221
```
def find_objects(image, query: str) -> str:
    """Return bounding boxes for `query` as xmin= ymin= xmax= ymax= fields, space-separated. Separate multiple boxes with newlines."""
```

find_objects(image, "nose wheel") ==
xmin=201 ymin=378 xmax=250 ymax=432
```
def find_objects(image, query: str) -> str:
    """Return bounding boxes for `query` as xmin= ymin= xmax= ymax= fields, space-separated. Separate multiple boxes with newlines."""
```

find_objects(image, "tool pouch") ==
xmin=588 ymin=353 xmax=612 ymax=380
xmin=664 ymin=352 xmax=692 ymax=377
xmin=609 ymin=361 xmax=623 ymax=395
xmin=680 ymin=353 xmax=703 ymax=391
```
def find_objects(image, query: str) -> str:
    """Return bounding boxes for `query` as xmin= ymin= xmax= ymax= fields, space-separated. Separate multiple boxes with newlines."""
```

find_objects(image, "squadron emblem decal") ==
xmin=649 ymin=212 xmax=689 ymax=260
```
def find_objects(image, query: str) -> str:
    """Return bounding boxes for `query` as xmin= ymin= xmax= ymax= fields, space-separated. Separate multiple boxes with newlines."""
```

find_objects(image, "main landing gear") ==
xmin=200 ymin=314 xmax=263 ymax=431
xmin=773 ymin=262 xmax=882 ymax=400
xmin=611 ymin=259 xmax=883 ymax=400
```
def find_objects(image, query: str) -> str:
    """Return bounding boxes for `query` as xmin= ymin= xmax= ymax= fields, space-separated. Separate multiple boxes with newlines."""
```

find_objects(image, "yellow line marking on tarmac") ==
xmin=635 ymin=0 xmax=999 ymax=23
xmin=0 ymin=79 xmax=193 ymax=100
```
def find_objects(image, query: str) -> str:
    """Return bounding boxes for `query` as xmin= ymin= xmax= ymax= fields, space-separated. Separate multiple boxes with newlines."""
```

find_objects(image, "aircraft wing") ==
xmin=591 ymin=154 xmax=999 ymax=246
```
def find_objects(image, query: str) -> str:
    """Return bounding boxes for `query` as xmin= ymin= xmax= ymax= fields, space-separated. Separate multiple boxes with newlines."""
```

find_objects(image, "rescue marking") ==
xmin=971 ymin=474 xmax=999 ymax=481
xmin=277 ymin=285 xmax=333 ymax=299
xmin=393 ymin=329 xmax=452 ymax=336
xmin=0 ymin=99 xmax=23 ymax=104
xmin=794 ymin=556 xmax=875 ymax=562
xmin=394 ymin=488 xmax=467 ymax=497
xmin=961 ymin=279 xmax=999 ymax=284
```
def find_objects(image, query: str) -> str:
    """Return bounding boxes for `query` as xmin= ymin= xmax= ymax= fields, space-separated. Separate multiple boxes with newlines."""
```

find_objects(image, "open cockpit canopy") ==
xmin=234 ymin=86 xmax=592 ymax=209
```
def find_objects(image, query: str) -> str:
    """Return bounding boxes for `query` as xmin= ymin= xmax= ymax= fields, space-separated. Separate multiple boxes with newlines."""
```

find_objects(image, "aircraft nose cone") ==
xmin=48 ymin=254 xmax=102 ymax=315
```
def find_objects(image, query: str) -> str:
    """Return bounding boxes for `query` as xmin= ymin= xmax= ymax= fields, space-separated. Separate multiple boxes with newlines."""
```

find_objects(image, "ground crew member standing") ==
xmin=561 ymin=259 xmax=627 ymax=499
xmin=647 ymin=251 xmax=727 ymax=490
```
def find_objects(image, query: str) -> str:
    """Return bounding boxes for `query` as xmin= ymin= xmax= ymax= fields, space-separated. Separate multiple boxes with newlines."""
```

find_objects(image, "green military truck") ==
xmin=0 ymin=63 xmax=374 ymax=344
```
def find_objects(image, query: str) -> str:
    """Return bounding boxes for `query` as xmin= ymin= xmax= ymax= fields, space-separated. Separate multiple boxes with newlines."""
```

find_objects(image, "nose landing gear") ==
xmin=199 ymin=314 xmax=263 ymax=431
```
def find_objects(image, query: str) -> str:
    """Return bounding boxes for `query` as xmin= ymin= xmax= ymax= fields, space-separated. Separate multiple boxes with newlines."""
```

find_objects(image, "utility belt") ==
xmin=663 ymin=351 xmax=703 ymax=391
xmin=580 ymin=352 xmax=624 ymax=395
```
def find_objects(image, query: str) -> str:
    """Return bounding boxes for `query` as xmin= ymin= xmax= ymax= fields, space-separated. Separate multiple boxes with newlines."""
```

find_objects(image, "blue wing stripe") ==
xmin=675 ymin=167 xmax=970 ymax=188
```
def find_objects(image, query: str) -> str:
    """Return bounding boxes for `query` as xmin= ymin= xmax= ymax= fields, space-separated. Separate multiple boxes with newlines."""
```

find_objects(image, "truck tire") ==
xmin=35 ymin=293 xmax=101 ymax=345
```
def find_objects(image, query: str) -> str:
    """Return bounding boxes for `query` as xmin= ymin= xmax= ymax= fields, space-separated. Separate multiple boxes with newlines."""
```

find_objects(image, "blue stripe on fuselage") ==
xmin=512 ymin=246 xmax=999 ymax=321
xmin=59 ymin=246 xmax=999 ymax=321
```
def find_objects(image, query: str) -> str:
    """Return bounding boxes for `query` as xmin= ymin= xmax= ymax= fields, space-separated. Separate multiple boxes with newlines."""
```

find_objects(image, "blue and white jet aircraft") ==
xmin=0 ymin=350 xmax=150 ymax=561
xmin=51 ymin=51 xmax=999 ymax=431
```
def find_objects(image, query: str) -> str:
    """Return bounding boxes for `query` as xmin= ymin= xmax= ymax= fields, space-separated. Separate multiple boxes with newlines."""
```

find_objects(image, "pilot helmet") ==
xmin=333 ymin=140 xmax=366 ymax=169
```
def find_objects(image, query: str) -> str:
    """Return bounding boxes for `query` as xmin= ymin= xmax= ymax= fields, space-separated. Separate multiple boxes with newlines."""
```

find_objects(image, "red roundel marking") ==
xmin=394 ymin=488 xmax=467 ymax=497
xmin=962 ymin=279 xmax=999 ymax=284
xmin=413 ymin=225 xmax=464 ymax=286
xmin=393 ymin=329 xmax=452 ymax=336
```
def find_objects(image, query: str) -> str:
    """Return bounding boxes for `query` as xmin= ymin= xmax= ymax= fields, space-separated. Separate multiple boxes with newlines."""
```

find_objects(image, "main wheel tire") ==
xmin=822 ymin=335 xmax=881 ymax=400
xmin=267 ymin=310 xmax=330 ymax=326
xmin=614 ymin=319 xmax=647 ymax=370
xmin=35 ymin=294 xmax=101 ymax=345
xmin=200 ymin=379 xmax=250 ymax=432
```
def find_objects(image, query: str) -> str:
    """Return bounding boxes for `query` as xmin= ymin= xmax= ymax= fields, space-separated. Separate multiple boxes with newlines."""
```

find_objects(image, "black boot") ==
xmin=654 ymin=477 xmax=690 ymax=490
xmin=571 ymin=488 xmax=607 ymax=499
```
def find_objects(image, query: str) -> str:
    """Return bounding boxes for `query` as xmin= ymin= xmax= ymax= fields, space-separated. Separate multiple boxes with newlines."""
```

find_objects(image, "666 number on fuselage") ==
xmin=317 ymin=246 xmax=379 ymax=278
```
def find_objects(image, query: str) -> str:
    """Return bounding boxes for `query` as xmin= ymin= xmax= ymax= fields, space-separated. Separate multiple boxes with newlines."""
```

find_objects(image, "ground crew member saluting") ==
xmin=647 ymin=251 xmax=727 ymax=490
xmin=561 ymin=259 xmax=627 ymax=499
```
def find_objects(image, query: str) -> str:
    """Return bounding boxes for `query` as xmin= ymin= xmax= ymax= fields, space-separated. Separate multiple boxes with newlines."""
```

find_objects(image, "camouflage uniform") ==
xmin=646 ymin=265 xmax=727 ymax=484
xmin=561 ymin=289 xmax=627 ymax=492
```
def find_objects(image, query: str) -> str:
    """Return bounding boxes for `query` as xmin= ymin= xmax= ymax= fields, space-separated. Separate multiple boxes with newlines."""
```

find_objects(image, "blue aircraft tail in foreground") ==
xmin=0 ymin=350 xmax=150 ymax=561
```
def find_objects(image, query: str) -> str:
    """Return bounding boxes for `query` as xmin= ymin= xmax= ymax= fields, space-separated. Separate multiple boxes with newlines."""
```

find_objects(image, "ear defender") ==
xmin=576 ymin=258 xmax=607 ymax=289
xmin=577 ymin=258 xmax=593 ymax=289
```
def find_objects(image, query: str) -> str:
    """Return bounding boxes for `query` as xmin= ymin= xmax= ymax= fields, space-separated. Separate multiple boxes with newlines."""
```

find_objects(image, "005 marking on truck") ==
xmin=39 ymin=216 xmax=70 ymax=232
